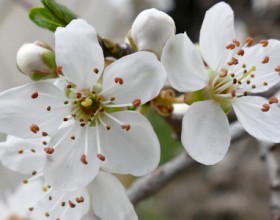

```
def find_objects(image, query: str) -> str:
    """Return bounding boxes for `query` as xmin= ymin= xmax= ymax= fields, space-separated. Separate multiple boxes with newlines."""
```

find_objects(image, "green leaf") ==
xmin=29 ymin=7 xmax=65 ymax=32
xmin=41 ymin=0 xmax=77 ymax=24
xmin=146 ymin=108 xmax=182 ymax=164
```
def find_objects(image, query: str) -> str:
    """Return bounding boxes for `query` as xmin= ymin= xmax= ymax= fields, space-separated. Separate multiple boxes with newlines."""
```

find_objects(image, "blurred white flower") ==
xmin=161 ymin=2 xmax=280 ymax=165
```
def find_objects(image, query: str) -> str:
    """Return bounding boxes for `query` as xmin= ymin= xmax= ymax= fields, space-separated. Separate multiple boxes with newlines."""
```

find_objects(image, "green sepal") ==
xmin=41 ymin=51 xmax=57 ymax=74
xmin=29 ymin=7 xmax=65 ymax=32
xmin=41 ymin=0 xmax=77 ymax=24
xmin=220 ymin=100 xmax=232 ymax=114
xmin=31 ymin=71 xmax=54 ymax=81
xmin=184 ymin=88 xmax=210 ymax=105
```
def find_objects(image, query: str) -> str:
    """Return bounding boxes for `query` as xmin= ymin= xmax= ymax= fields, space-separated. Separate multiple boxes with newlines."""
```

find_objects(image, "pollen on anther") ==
xmin=31 ymin=92 xmax=39 ymax=99
xmin=80 ymin=154 xmax=88 ymax=165
xmin=57 ymin=66 xmax=63 ymax=75
xmin=261 ymin=103 xmax=270 ymax=112
xmin=246 ymin=37 xmax=254 ymax=46
xmin=132 ymin=99 xmax=141 ymax=108
xmin=30 ymin=124 xmax=40 ymax=134
xmin=42 ymin=131 xmax=48 ymax=137
xmin=97 ymin=153 xmax=106 ymax=161
xmin=233 ymin=39 xmax=241 ymax=47
xmin=76 ymin=196 xmax=85 ymax=203
xmin=114 ymin=77 xmax=124 ymax=85
xmin=262 ymin=56 xmax=269 ymax=64
xmin=93 ymin=68 xmax=99 ymax=74
xmin=69 ymin=200 xmax=76 ymax=208
xmin=219 ymin=69 xmax=228 ymax=77
xmin=269 ymin=97 xmax=279 ymax=104
xmin=275 ymin=66 xmax=280 ymax=73
xmin=76 ymin=93 xmax=82 ymax=99
xmin=227 ymin=57 xmax=238 ymax=66
xmin=226 ymin=43 xmax=235 ymax=50
xmin=237 ymin=49 xmax=244 ymax=56
xmin=44 ymin=147 xmax=55 ymax=154
xmin=121 ymin=124 xmax=131 ymax=131
xmin=259 ymin=39 xmax=269 ymax=47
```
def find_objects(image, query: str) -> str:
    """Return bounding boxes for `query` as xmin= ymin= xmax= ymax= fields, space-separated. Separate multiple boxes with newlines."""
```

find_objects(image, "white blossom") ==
xmin=0 ymin=19 xmax=166 ymax=190
xmin=161 ymin=2 xmax=280 ymax=165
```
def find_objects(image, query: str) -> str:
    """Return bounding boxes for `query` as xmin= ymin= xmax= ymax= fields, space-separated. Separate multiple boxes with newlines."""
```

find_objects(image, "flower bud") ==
xmin=128 ymin=8 xmax=175 ymax=58
xmin=16 ymin=41 xmax=58 ymax=80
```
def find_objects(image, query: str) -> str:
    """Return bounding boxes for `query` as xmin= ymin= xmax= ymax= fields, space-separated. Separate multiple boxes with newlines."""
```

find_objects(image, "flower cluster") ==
xmin=0 ymin=1 xmax=280 ymax=219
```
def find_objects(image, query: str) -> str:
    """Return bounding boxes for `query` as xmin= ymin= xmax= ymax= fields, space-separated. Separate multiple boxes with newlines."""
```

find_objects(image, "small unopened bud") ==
xmin=128 ymin=8 xmax=175 ymax=58
xmin=16 ymin=41 xmax=58 ymax=80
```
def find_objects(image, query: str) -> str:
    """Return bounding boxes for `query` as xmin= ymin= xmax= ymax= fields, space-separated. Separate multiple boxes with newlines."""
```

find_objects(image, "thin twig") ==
xmin=259 ymin=142 xmax=280 ymax=220
xmin=127 ymin=121 xmax=246 ymax=205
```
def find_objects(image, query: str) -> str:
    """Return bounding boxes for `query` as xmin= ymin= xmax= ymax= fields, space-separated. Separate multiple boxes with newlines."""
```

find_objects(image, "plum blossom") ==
xmin=0 ymin=19 xmax=166 ymax=190
xmin=161 ymin=2 xmax=280 ymax=165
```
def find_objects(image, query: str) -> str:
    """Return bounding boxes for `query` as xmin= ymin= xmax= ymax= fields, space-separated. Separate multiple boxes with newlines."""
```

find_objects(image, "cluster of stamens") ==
xmin=208 ymin=37 xmax=280 ymax=112
xmin=27 ymin=68 xmax=142 ymax=167
xmin=24 ymin=177 xmax=86 ymax=219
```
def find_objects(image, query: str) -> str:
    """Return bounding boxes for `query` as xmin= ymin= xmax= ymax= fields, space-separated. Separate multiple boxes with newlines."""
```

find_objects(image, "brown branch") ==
xmin=259 ymin=142 xmax=280 ymax=220
xmin=127 ymin=121 xmax=246 ymax=205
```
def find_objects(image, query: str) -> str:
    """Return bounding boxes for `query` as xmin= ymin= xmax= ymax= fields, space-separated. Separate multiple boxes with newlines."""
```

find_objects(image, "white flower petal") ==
xmin=161 ymin=33 xmax=209 ymax=92
xmin=56 ymin=189 xmax=90 ymax=220
xmin=235 ymin=39 xmax=280 ymax=93
xmin=182 ymin=100 xmax=231 ymax=165
xmin=0 ymin=136 xmax=45 ymax=174
xmin=232 ymin=96 xmax=280 ymax=142
xmin=9 ymin=176 xmax=90 ymax=220
xmin=0 ymin=162 xmax=23 ymax=202
xmin=44 ymin=123 xmax=101 ymax=191
xmin=101 ymin=51 xmax=166 ymax=105
xmin=90 ymin=172 xmax=138 ymax=220
xmin=200 ymin=2 xmax=236 ymax=70
xmin=0 ymin=82 xmax=69 ymax=138
xmin=55 ymin=19 xmax=104 ymax=88
xmin=99 ymin=111 xmax=160 ymax=176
